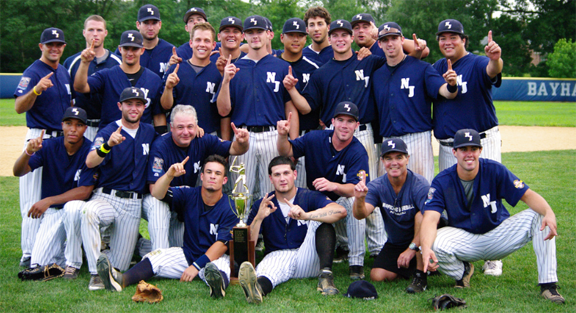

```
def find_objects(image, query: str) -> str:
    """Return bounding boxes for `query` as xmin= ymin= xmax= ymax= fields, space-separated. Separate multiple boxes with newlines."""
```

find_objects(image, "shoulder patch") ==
xmin=425 ymin=187 xmax=436 ymax=204
xmin=93 ymin=137 xmax=104 ymax=148
xmin=513 ymin=180 xmax=524 ymax=189
xmin=17 ymin=77 xmax=31 ymax=92
xmin=152 ymin=157 xmax=164 ymax=173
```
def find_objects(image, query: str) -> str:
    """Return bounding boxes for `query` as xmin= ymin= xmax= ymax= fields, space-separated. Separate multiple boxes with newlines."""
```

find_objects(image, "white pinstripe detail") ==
xmin=438 ymin=126 xmax=501 ymax=172
xmin=63 ymin=200 xmax=86 ymax=269
xmin=383 ymin=131 xmax=434 ymax=183
xmin=83 ymin=126 xmax=98 ymax=142
xmin=333 ymin=197 xmax=366 ymax=266
xmin=432 ymin=209 xmax=557 ymax=284
xmin=30 ymin=208 xmax=66 ymax=268
xmin=142 ymin=195 xmax=185 ymax=252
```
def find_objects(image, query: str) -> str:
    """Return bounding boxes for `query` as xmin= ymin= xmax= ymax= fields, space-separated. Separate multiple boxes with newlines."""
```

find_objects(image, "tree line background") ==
xmin=1 ymin=0 xmax=574 ymax=77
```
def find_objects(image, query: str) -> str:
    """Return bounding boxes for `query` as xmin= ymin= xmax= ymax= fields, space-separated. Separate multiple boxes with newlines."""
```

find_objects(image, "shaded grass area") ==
xmin=1 ymin=150 xmax=574 ymax=312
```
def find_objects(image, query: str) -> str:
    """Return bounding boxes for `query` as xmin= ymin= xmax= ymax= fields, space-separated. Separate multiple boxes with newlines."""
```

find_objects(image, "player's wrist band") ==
xmin=193 ymin=254 xmax=210 ymax=270
xmin=33 ymin=86 xmax=42 ymax=96
xmin=25 ymin=150 xmax=35 ymax=157
xmin=447 ymin=84 xmax=458 ymax=93
xmin=102 ymin=143 xmax=111 ymax=151
xmin=96 ymin=144 xmax=111 ymax=158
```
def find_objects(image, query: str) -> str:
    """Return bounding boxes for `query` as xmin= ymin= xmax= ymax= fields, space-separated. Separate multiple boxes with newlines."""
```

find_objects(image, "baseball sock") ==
xmin=122 ymin=258 xmax=154 ymax=287
xmin=220 ymin=270 xmax=229 ymax=289
xmin=257 ymin=276 xmax=273 ymax=296
xmin=315 ymin=223 xmax=336 ymax=270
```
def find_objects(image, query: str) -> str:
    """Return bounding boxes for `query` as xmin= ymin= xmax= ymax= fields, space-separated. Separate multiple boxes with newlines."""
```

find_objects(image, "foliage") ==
xmin=547 ymin=39 xmax=576 ymax=78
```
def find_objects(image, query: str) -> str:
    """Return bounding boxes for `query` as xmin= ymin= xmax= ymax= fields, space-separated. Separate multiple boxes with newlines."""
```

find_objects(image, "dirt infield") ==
xmin=1 ymin=125 xmax=575 ymax=177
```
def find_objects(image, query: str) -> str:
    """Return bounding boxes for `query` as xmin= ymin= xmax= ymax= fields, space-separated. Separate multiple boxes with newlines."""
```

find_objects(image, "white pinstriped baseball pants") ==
xmin=141 ymin=195 xmax=185 ymax=253
xmin=438 ymin=126 xmax=501 ymax=172
xmin=30 ymin=208 xmax=66 ymax=268
xmin=145 ymin=247 xmax=230 ymax=284
xmin=432 ymin=209 xmax=557 ymax=284
xmin=63 ymin=200 xmax=86 ymax=269
xmin=81 ymin=189 xmax=142 ymax=274
xmin=383 ymin=130 xmax=434 ymax=184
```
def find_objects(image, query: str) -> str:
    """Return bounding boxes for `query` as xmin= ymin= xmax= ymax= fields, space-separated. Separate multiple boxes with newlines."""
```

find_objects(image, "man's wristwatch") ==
xmin=409 ymin=242 xmax=420 ymax=251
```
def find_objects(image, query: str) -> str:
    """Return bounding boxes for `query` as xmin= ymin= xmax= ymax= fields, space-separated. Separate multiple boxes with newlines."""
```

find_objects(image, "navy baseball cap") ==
xmin=183 ymin=7 xmax=207 ymax=23
xmin=344 ymin=281 xmax=378 ymax=300
xmin=244 ymin=15 xmax=268 ymax=31
xmin=378 ymin=22 xmax=403 ymax=40
xmin=453 ymin=129 xmax=482 ymax=149
xmin=282 ymin=18 xmax=307 ymax=34
xmin=138 ymin=4 xmax=161 ymax=22
xmin=119 ymin=30 xmax=144 ymax=48
xmin=329 ymin=19 xmax=353 ymax=35
xmin=351 ymin=13 xmax=375 ymax=27
xmin=220 ymin=16 xmax=243 ymax=32
xmin=264 ymin=17 xmax=274 ymax=31
xmin=62 ymin=107 xmax=87 ymax=124
xmin=381 ymin=138 xmax=409 ymax=157
xmin=333 ymin=101 xmax=359 ymax=121
xmin=437 ymin=19 xmax=465 ymax=36
xmin=119 ymin=87 xmax=147 ymax=103
xmin=41 ymin=27 xmax=66 ymax=44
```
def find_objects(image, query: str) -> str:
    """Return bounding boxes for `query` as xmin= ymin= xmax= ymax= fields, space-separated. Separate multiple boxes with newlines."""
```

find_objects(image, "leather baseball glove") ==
xmin=132 ymin=280 xmax=163 ymax=303
xmin=431 ymin=293 xmax=467 ymax=310
xmin=18 ymin=263 xmax=65 ymax=281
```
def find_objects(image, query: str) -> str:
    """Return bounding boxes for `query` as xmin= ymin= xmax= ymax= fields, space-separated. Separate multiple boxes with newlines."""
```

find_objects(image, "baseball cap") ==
xmin=119 ymin=30 xmax=144 ymax=48
xmin=40 ymin=27 xmax=66 ymax=44
xmin=329 ymin=19 xmax=353 ymax=35
xmin=436 ymin=19 xmax=465 ymax=36
xmin=119 ymin=87 xmax=147 ymax=103
xmin=220 ymin=16 xmax=243 ymax=32
xmin=350 ymin=13 xmax=375 ymax=27
xmin=333 ymin=101 xmax=359 ymax=121
xmin=282 ymin=18 xmax=307 ymax=34
xmin=378 ymin=22 xmax=403 ymax=40
xmin=264 ymin=17 xmax=274 ymax=31
xmin=244 ymin=15 xmax=268 ymax=31
xmin=343 ymin=281 xmax=378 ymax=300
xmin=381 ymin=138 xmax=409 ymax=156
xmin=62 ymin=107 xmax=87 ymax=124
xmin=183 ymin=7 xmax=207 ymax=23
xmin=138 ymin=4 xmax=161 ymax=22
xmin=453 ymin=129 xmax=482 ymax=149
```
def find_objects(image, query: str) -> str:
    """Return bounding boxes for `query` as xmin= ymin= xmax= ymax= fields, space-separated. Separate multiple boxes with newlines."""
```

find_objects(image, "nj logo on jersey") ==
xmin=355 ymin=70 xmax=370 ymax=88
xmin=74 ymin=169 xmax=82 ymax=182
xmin=302 ymin=73 xmax=311 ymax=84
xmin=159 ymin=62 xmax=169 ymax=74
xmin=206 ymin=81 xmax=216 ymax=96
xmin=139 ymin=87 xmax=152 ymax=108
xmin=481 ymin=193 xmax=497 ymax=213
xmin=266 ymin=72 xmax=281 ymax=92
xmin=336 ymin=164 xmax=345 ymax=176
xmin=297 ymin=220 xmax=309 ymax=227
xmin=400 ymin=78 xmax=415 ymax=97
xmin=193 ymin=160 xmax=201 ymax=173
xmin=456 ymin=74 xmax=468 ymax=94
xmin=210 ymin=223 xmax=219 ymax=236
xmin=142 ymin=143 xmax=149 ymax=155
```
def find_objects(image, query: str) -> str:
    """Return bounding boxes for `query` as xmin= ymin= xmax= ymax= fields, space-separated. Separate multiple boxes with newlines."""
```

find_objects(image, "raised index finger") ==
xmin=447 ymin=59 xmax=452 ymax=71
xmin=39 ymin=129 xmax=45 ymax=139
xmin=44 ymin=72 xmax=54 ymax=79
xmin=412 ymin=33 xmax=419 ymax=47
xmin=90 ymin=39 xmax=95 ymax=50
xmin=288 ymin=65 xmax=292 ymax=76
xmin=227 ymin=54 xmax=232 ymax=66
xmin=231 ymin=122 xmax=238 ymax=134
xmin=172 ymin=46 xmax=177 ymax=56
xmin=115 ymin=125 xmax=123 ymax=134
xmin=286 ymin=112 xmax=292 ymax=124
xmin=181 ymin=156 xmax=190 ymax=165
xmin=360 ymin=170 xmax=366 ymax=184
xmin=283 ymin=198 xmax=295 ymax=207
xmin=174 ymin=64 xmax=179 ymax=74
xmin=487 ymin=30 xmax=492 ymax=43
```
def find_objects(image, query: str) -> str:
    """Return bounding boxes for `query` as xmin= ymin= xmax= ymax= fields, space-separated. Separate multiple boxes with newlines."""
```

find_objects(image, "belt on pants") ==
xmin=438 ymin=131 xmax=489 ymax=147
xmin=86 ymin=119 xmax=100 ymax=127
xmin=245 ymin=126 xmax=276 ymax=133
xmin=101 ymin=187 xmax=143 ymax=200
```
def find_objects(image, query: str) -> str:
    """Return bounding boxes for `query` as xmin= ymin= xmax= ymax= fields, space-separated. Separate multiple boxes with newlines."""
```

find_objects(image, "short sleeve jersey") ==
xmin=115 ymin=39 xmax=174 ymax=78
xmin=302 ymin=45 xmax=334 ymax=65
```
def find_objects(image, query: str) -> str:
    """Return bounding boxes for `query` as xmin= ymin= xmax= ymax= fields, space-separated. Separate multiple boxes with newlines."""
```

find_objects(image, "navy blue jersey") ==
xmin=248 ymin=188 xmax=332 ymax=253
xmin=221 ymin=55 xmax=292 ymax=127
xmin=92 ymin=121 xmax=156 ymax=194
xmin=161 ymin=62 xmax=222 ymax=133
xmin=365 ymin=170 xmax=429 ymax=246
xmin=278 ymin=54 xmax=322 ymax=131
xmin=372 ymin=56 xmax=445 ymax=137
xmin=87 ymin=65 xmax=162 ymax=129
xmin=64 ymin=50 xmax=122 ymax=120
xmin=14 ymin=60 xmax=73 ymax=130
xmin=115 ymin=39 xmax=174 ymax=78
xmin=28 ymin=137 xmax=97 ymax=208
xmin=432 ymin=53 xmax=501 ymax=139
xmin=368 ymin=42 xmax=385 ymax=57
xmin=423 ymin=159 xmax=528 ymax=234
xmin=290 ymin=130 xmax=370 ymax=201
xmin=171 ymin=186 xmax=238 ymax=265
xmin=302 ymin=45 xmax=333 ymax=64
xmin=303 ymin=54 xmax=385 ymax=126
xmin=147 ymin=132 xmax=231 ymax=186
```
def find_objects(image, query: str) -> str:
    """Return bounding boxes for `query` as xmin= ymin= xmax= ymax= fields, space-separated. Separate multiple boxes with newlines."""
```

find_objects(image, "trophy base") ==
xmin=229 ymin=225 xmax=255 ymax=284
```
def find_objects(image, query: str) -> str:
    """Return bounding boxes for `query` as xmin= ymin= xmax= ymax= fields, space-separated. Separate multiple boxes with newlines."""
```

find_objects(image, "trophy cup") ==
xmin=228 ymin=156 xmax=255 ymax=283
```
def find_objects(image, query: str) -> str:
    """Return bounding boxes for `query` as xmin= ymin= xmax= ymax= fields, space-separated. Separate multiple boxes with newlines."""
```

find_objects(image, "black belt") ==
xmin=439 ymin=132 xmax=487 ymax=147
xmin=101 ymin=187 xmax=142 ymax=199
xmin=246 ymin=126 xmax=276 ymax=133
xmin=46 ymin=130 xmax=64 ymax=138
xmin=358 ymin=124 xmax=368 ymax=131
xmin=86 ymin=119 xmax=100 ymax=127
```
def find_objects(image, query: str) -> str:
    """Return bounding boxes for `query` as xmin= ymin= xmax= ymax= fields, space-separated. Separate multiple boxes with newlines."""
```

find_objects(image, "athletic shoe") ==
xmin=541 ymin=284 xmax=565 ymax=304
xmin=482 ymin=260 xmax=503 ymax=276
xmin=255 ymin=239 xmax=265 ymax=252
xmin=406 ymin=272 xmax=427 ymax=293
xmin=454 ymin=262 xmax=474 ymax=288
xmin=20 ymin=257 xmax=31 ymax=267
xmin=96 ymin=254 xmax=123 ymax=292
xmin=333 ymin=246 xmax=349 ymax=263
xmin=63 ymin=266 xmax=80 ymax=280
xmin=88 ymin=274 xmax=105 ymax=291
xmin=205 ymin=262 xmax=226 ymax=298
xmin=238 ymin=261 xmax=263 ymax=304
xmin=317 ymin=270 xmax=339 ymax=295
xmin=349 ymin=266 xmax=365 ymax=280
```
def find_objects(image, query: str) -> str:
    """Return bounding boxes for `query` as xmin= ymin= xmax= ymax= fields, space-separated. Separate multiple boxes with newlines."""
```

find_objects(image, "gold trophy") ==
xmin=228 ymin=157 xmax=255 ymax=283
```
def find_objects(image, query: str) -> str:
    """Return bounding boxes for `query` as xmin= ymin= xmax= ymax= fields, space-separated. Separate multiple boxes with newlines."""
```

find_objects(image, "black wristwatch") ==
xmin=409 ymin=242 xmax=420 ymax=252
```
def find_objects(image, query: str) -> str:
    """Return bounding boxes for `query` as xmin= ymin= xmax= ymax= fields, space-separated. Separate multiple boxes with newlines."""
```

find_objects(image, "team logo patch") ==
xmin=93 ymin=137 xmax=104 ymax=149
xmin=152 ymin=157 xmax=164 ymax=175
xmin=425 ymin=187 xmax=436 ymax=204
xmin=513 ymin=180 xmax=524 ymax=189
xmin=18 ymin=77 xmax=31 ymax=90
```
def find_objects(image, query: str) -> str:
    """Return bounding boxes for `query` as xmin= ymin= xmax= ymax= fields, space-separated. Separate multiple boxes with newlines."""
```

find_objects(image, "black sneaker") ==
xmin=540 ymin=284 xmax=565 ymax=304
xmin=205 ymin=262 xmax=226 ymax=298
xmin=454 ymin=262 xmax=474 ymax=288
xmin=317 ymin=270 xmax=339 ymax=295
xmin=349 ymin=266 xmax=365 ymax=280
xmin=333 ymin=246 xmax=349 ymax=263
xmin=406 ymin=271 xmax=427 ymax=293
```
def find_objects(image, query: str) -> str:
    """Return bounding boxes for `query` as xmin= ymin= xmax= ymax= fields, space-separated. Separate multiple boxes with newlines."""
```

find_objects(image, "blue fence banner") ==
xmin=493 ymin=78 xmax=576 ymax=102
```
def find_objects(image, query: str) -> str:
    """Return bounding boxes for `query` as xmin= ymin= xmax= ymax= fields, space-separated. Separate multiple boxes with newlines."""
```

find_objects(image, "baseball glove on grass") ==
xmin=132 ymin=280 xmax=163 ymax=303
xmin=18 ymin=263 xmax=65 ymax=281
xmin=431 ymin=294 xmax=467 ymax=310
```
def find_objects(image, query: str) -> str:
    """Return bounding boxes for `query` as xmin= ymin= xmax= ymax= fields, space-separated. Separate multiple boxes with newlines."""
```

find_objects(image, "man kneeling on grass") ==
xmin=96 ymin=155 xmax=238 ymax=298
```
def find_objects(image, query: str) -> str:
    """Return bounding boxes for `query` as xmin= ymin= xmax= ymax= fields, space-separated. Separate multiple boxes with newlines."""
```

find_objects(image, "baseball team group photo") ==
xmin=1 ymin=0 xmax=574 ymax=312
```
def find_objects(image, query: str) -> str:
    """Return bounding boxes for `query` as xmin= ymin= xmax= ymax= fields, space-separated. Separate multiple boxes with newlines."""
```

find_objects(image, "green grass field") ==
xmin=0 ymin=99 xmax=575 ymax=127
xmin=1 ymin=150 xmax=575 ymax=312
